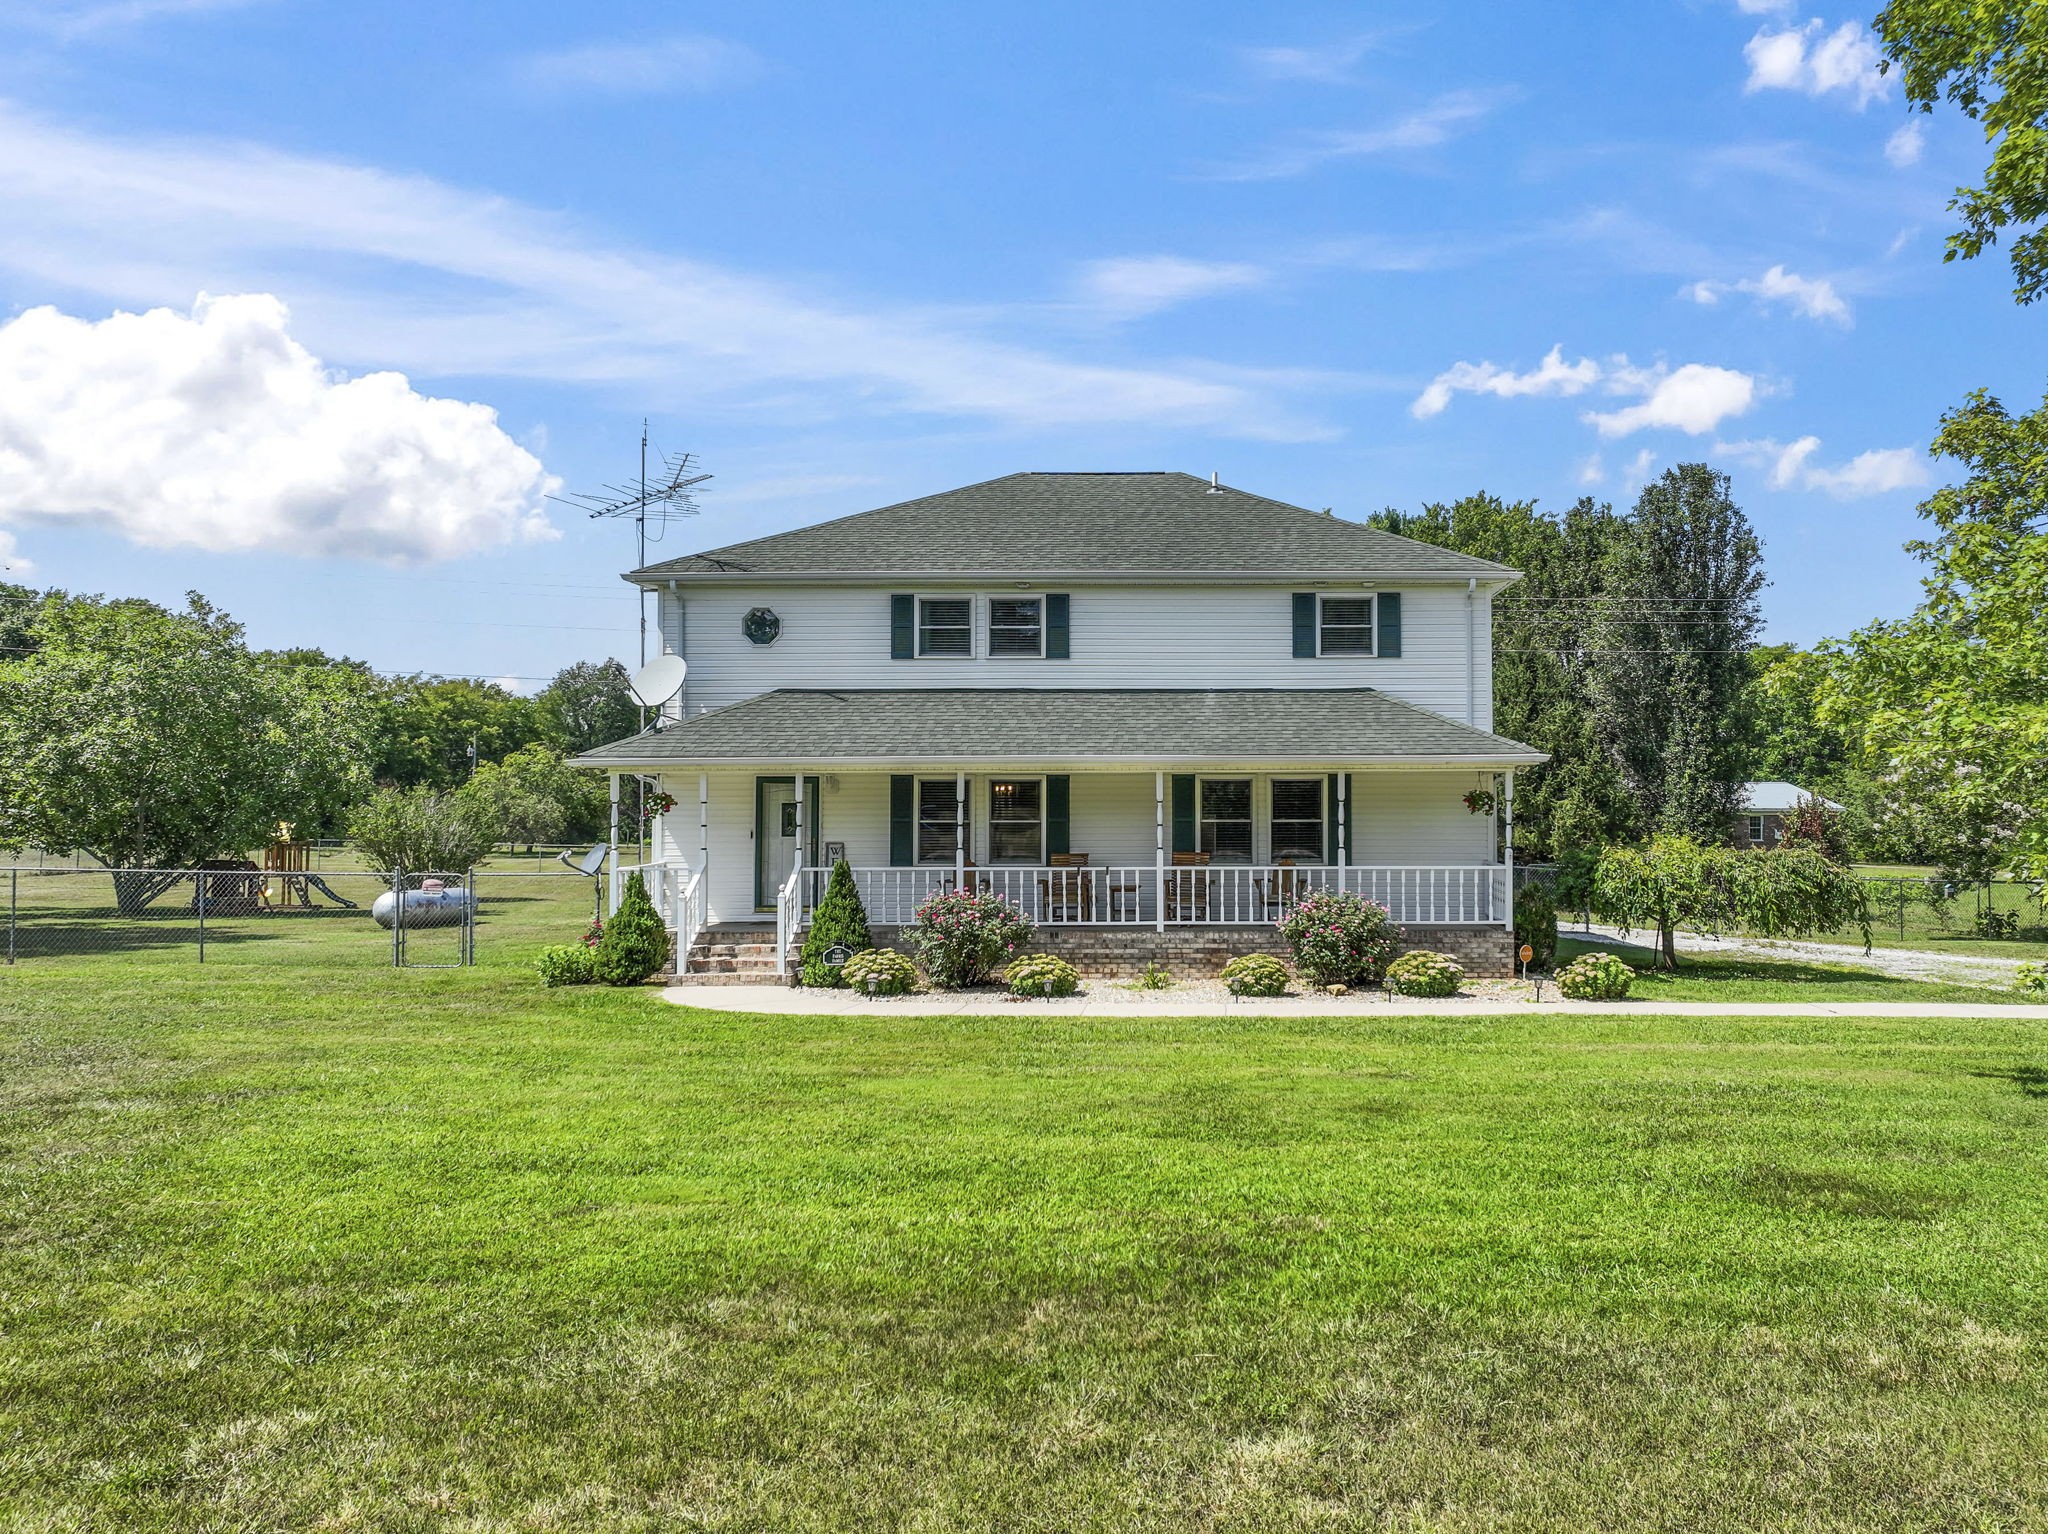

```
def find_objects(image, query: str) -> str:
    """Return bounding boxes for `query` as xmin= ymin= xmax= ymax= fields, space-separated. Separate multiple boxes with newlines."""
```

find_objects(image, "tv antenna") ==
xmin=552 ymin=420 xmax=711 ymax=664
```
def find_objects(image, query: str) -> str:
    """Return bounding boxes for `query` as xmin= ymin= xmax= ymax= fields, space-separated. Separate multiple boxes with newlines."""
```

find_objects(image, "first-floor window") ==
xmin=918 ymin=779 xmax=960 ymax=862
xmin=1747 ymin=815 xmax=1766 ymax=844
xmin=988 ymin=779 xmax=1043 ymax=862
xmin=1270 ymin=779 xmax=1325 ymax=862
xmin=918 ymin=597 xmax=973 ymax=656
xmin=1200 ymin=778 xmax=1253 ymax=863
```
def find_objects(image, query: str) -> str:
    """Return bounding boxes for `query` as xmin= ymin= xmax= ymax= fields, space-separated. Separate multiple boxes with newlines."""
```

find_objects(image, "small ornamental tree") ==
xmin=593 ymin=871 xmax=669 ymax=985
xmin=347 ymin=786 xmax=503 ymax=882
xmin=1277 ymin=890 xmax=1402 ymax=987
xmin=1595 ymin=835 xmax=1871 ymax=969
xmin=800 ymin=859 xmax=873 ymax=987
xmin=1777 ymin=793 xmax=1850 ymax=862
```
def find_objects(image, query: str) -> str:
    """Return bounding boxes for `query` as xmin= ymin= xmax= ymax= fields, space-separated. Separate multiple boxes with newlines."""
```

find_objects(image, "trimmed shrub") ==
xmin=1222 ymin=953 xmax=1290 ymax=997
xmin=1387 ymin=949 xmax=1464 ymax=997
xmin=1515 ymin=881 xmax=1558 ymax=970
xmin=1006 ymin=952 xmax=1080 ymax=998
xmin=535 ymin=944 xmax=596 ymax=987
xmin=906 ymin=887 xmax=1034 ymax=989
xmin=799 ymin=859 xmax=874 ymax=987
xmin=841 ymin=947 xmax=917 ymax=996
xmin=593 ymin=872 xmax=669 ymax=985
xmin=1556 ymin=951 xmax=1634 ymax=1001
xmin=1277 ymin=890 xmax=1402 ymax=988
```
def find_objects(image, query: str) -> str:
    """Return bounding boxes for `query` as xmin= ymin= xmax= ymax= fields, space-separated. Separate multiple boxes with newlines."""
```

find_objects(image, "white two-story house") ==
xmin=575 ymin=472 xmax=1545 ymax=978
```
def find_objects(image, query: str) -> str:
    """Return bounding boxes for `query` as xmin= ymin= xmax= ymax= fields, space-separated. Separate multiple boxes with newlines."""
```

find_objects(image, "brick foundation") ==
xmin=866 ymin=923 xmax=1514 ymax=980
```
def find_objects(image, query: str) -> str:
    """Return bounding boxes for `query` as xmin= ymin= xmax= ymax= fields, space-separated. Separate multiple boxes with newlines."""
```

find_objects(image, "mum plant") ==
xmin=1005 ymin=952 xmax=1080 ymax=998
xmin=1387 ymin=949 xmax=1464 ymax=997
xmin=841 ymin=948 xmax=918 ymax=996
xmin=905 ymin=887 xmax=1034 ymax=989
xmin=1277 ymin=890 xmax=1402 ymax=988
xmin=1221 ymin=953 xmax=1290 ymax=997
xmin=1556 ymin=951 xmax=1634 ymax=1001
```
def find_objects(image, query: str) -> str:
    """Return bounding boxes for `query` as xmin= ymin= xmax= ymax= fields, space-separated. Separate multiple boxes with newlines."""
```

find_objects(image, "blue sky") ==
xmin=0 ymin=0 xmax=2030 ymax=687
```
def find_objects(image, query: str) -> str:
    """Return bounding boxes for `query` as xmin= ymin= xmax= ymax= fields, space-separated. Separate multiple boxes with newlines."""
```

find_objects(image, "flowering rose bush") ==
xmin=906 ymin=887 xmax=1035 ymax=989
xmin=1277 ymin=890 xmax=1402 ymax=987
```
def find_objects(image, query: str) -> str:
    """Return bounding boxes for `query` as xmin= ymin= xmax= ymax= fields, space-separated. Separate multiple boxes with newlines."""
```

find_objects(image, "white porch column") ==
xmin=794 ymin=770 xmax=806 ymax=917
xmin=606 ymin=772 xmax=620 ymax=915
xmin=697 ymin=772 xmax=709 ymax=881
xmin=1502 ymin=769 xmax=1516 ymax=931
xmin=1154 ymin=770 xmax=1166 ymax=933
xmin=954 ymin=770 xmax=966 ymax=889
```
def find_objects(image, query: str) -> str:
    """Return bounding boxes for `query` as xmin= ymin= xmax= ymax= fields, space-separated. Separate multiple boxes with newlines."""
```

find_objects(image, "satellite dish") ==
xmin=628 ymin=653 xmax=687 ymax=708
xmin=557 ymin=843 xmax=610 ymax=877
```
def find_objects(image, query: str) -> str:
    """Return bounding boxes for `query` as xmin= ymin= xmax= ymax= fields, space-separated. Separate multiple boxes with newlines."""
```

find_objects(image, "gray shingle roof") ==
xmin=632 ymin=472 xmax=1516 ymax=581
xmin=575 ymin=688 xmax=1547 ymax=767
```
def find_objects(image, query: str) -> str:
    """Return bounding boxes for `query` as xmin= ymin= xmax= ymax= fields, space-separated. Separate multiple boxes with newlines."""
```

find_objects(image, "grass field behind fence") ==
xmin=2 ymin=961 xmax=2048 ymax=1529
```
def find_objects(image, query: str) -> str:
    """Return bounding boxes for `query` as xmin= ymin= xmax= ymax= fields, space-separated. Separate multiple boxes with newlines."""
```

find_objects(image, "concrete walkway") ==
xmin=663 ymin=984 xmax=2048 ymax=1021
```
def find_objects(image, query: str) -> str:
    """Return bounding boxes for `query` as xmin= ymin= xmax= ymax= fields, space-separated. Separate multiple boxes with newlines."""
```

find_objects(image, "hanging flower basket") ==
xmin=1462 ymin=788 xmax=1497 ymax=816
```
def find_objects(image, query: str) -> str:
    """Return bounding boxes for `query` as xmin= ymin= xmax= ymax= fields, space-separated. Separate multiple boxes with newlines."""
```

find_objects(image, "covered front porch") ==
xmin=577 ymin=687 xmax=1547 ymax=976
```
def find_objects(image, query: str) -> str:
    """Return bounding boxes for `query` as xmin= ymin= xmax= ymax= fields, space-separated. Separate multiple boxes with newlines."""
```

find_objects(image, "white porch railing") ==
xmin=612 ymin=859 xmax=706 ymax=972
xmin=799 ymin=864 xmax=1507 ymax=930
xmin=774 ymin=865 xmax=803 ymax=976
xmin=675 ymin=866 xmax=707 ymax=966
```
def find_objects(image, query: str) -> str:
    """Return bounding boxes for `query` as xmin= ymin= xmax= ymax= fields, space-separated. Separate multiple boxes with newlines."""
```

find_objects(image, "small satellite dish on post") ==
xmin=557 ymin=843 xmax=610 ymax=878
xmin=628 ymin=654 xmax=687 ymax=709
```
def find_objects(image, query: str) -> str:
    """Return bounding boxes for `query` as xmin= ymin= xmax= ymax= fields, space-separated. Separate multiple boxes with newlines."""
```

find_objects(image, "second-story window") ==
xmin=988 ymin=598 xmax=1043 ymax=657
xmin=1318 ymin=596 xmax=1375 ymax=655
xmin=918 ymin=597 xmax=973 ymax=656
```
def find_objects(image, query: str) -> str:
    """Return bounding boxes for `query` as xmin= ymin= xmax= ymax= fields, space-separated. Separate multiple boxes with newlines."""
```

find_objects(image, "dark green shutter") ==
xmin=1047 ymin=775 xmax=1070 ymax=855
xmin=1377 ymin=592 xmax=1402 ymax=658
xmin=889 ymin=775 xmax=914 ymax=865
xmin=890 ymin=594 xmax=914 ymax=659
xmin=1171 ymin=775 xmax=1196 ymax=854
xmin=1045 ymin=593 xmax=1070 ymax=659
xmin=1292 ymin=592 xmax=1317 ymax=658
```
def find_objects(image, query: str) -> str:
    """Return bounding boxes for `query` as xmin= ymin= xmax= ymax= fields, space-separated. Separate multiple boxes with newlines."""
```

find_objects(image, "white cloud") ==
xmin=1576 ymin=451 xmax=1605 ymax=486
xmin=1884 ymin=118 xmax=1926 ymax=166
xmin=0 ymin=294 xmax=558 ymax=564
xmin=1239 ymin=35 xmax=1381 ymax=84
xmin=0 ymin=103 xmax=1322 ymax=440
xmin=1414 ymin=346 xmax=1758 ymax=437
xmin=511 ymin=34 xmax=760 ymax=95
xmin=0 ymin=0 xmax=259 ymax=35
xmin=1411 ymin=343 xmax=1601 ymax=419
xmin=1074 ymin=255 xmax=1268 ymax=319
xmin=1744 ymin=20 xmax=1889 ymax=108
xmin=1619 ymin=448 xmax=1658 ymax=492
xmin=1204 ymin=90 xmax=1509 ymax=181
xmin=1717 ymin=434 xmax=1930 ymax=497
xmin=0 ymin=528 xmax=30 ymax=575
xmin=1586 ymin=363 xmax=1758 ymax=437
xmin=1685 ymin=263 xmax=1851 ymax=324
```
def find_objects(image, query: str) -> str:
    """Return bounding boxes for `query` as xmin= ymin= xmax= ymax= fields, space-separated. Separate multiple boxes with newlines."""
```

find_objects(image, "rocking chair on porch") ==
xmin=1038 ymin=853 xmax=1092 ymax=923
xmin=1165 ymin=851 xmax=1211 ymax=921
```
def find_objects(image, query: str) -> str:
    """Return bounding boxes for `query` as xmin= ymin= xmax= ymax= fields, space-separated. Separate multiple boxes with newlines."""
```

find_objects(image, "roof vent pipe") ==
xmin=1207 ymin=471 xmax=1222 ymax=493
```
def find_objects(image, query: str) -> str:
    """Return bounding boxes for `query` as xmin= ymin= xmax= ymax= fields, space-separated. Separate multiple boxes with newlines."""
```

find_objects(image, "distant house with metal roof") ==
xmin=576 ymin=472 xmax=1545 ymax=979
xmin=1735 ymin=781 xmax=1844 ymax=848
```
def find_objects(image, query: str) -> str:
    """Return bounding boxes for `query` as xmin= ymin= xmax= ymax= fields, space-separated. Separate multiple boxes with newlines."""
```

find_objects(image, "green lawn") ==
xmin=1553 ymin=935 xmax=2034 ymax=1004
xmin=3 ymin=963 xmax=2048 ymax=1529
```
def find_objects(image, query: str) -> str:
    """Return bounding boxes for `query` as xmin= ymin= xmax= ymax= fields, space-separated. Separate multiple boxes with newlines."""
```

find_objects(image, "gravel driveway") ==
xmin=1575 ymin=923 xmax=2031 ymax=989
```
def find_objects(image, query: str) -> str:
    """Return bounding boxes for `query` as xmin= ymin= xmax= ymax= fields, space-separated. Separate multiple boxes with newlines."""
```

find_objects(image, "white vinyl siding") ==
xmin=667 ymin=582 xmax=1499 ymax=725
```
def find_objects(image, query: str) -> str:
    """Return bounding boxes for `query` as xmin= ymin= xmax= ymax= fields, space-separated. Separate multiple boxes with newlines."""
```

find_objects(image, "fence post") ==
xmin=465 ymin=866 xmax=476 ymax=967
xmin=391 ymin=866 xmax=403 ymax=968
xmin=196 ymin=869 xmax=206 ymax=963
xmin=7 ymin=868 xmax=14 ymax=965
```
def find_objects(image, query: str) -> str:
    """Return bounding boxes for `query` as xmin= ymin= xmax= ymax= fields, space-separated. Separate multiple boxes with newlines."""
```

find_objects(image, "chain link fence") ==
xmin=3 ymin=865 xmax=606 ymax=968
